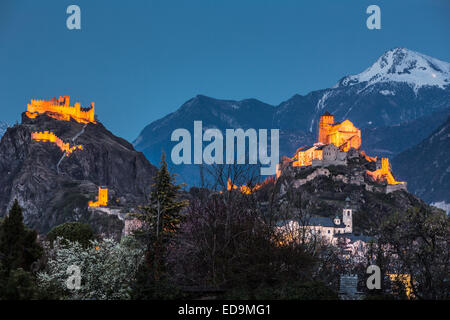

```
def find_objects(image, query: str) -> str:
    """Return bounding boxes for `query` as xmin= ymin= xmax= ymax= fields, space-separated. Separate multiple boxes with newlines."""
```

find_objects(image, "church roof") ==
xmin=276 ymin=215 xmax=346 ymax=228
xmin=308 ymin=216 xmax=335 ymax=227
xmin=323 ymin=111 xmax=332 ymax=116
xmin=308 ymin=216 xmax=346 ymax=228
xmin=334 ymin=233 xmax=374 ymax=243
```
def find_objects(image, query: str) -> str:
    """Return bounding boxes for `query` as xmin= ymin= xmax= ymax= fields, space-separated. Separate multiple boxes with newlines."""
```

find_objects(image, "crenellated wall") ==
xmin=31 ymin=131 xmax=83 ymax=156
xmin=26 ymin=96 xmax=96 ymax=124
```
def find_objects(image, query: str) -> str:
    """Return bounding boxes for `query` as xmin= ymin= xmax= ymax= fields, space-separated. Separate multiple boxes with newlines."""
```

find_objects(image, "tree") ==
xmin=37 ymin=237 xmax=144 ymax=300
xmin=0 ymin=268 xmax=41 ymax=300
xmin=0 ymin=200 xmax=42 ymax=273
xmin=0 ymin=200 xmax=43 ymax=299
xmin=173 ymin=189 xmax=339 ymax=299
xmin=130 ymin=153 xmax=187 ymax=298
xmin=47 ymin=222 xmax=95 ymax=248
xmin=378 ymin=206 xmax=450 ymax=299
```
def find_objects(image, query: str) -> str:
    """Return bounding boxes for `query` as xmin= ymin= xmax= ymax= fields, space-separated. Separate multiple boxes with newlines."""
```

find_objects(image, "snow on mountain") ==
xmin=336 ymin=48 xmax=450 ymax=92
xmin=432 ymin=201 xmax=450 ymax=215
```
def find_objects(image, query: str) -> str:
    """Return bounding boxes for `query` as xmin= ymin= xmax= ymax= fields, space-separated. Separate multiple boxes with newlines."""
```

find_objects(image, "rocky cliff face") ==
xmin=0 ymin=113 xmax=157 ymax=238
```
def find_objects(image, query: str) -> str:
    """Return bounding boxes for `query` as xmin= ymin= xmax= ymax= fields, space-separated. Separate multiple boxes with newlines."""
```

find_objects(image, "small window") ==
xmin=328 ymin=230 xmax=330 ymax=234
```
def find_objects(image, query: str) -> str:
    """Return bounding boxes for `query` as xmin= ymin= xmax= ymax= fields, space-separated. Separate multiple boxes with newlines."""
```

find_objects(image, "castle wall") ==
xmin=31 ymin=131 xmax=83 ymax=156
xmin=294 ymin=147 xmax=323 ymax=167
xmin=311 ymin=158 xmax=347 ymax=167
xmin=89 ymin=187 xmax=108 ymax=207
xmin=367 ymin=158 xmax=405 ymax=186
xmin=385 ymin=183 xmax=407 ymax=193
xmin=27 ymin=96 xmax=95 ymax=124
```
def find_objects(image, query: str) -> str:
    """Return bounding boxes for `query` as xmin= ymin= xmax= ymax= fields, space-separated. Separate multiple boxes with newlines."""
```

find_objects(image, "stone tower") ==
xmin=318 ymin=111 xmax=335 ymax=144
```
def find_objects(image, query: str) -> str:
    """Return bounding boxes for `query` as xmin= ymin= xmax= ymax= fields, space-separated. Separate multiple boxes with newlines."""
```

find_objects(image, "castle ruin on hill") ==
xmin=27 ymin=95 xmax=108 ymax=209
xmin=26 ymin=95 xmax=96 ymax=124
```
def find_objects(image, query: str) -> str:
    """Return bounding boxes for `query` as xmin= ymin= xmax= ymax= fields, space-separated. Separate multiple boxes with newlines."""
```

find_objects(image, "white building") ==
xmin=276 ymin=198 xmax=373 ymax=252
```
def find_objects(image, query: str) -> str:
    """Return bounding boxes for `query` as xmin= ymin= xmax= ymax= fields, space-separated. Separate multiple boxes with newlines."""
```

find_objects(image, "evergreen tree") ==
xmin=0 ymin=200 xmax=43 ymax=299
xmin=0 ymin=200 xmax=42 ymax=273
xmin=132 ymin=153 xmax=187 ymax=285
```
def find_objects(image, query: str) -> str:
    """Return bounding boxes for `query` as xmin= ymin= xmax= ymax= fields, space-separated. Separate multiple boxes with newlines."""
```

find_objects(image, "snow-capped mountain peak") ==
xmin=336 ymin=48 xmax=450 ymax=91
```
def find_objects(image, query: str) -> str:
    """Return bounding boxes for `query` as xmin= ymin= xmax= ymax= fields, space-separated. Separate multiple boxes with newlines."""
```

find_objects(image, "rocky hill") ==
xmin=0 ymin=112 xmax=157 ymax=238
xmin=262 ymin=149 xmax=433 ymax=234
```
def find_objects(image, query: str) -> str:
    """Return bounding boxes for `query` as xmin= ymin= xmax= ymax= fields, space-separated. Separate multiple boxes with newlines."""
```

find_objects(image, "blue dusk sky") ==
xmin=0 ymin=0 xmax=449 ymax=141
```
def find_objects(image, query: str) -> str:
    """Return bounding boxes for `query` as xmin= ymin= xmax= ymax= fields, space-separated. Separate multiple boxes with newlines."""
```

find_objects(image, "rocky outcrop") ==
xmin=269 ymin=150 xmax=430 ymax=234
xmin=0 ymin=113 xmax=157 ymax=238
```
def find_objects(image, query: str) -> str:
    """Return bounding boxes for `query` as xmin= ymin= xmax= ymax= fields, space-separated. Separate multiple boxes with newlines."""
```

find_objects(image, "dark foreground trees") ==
xmin=127 ymin=159 xmax=338 ymax=299
xmin=130 ymin=153 xmax=188 ymax=299
xmin=172 ymin=190 xmax=338 ymax=299
xmin=0 ymin=200 xmax=43 ymax=299
xmin=378 ymin=206 xmax=450 ymax=300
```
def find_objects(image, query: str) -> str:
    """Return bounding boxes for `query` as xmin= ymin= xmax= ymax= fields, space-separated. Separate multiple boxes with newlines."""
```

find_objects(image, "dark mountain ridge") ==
xmin=134 ymin=48 xmax=450 ymax=187
xmin=392 ymin=116 xmax=450 ymax=205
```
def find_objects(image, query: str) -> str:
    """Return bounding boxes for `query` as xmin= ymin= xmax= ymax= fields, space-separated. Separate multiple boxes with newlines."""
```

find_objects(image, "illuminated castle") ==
xmin=31 ymin=131 xmax=83 ymax=156
xmin=279 ymin=112 xmax=405 ymax=187
xmin=293 ymin=112 xmax=361 ymax=167
xmin=366 ymin=158 xmax=403 ymax=185
xmin=26 ymin=96 xmax=96 ymax=124
xmin=88 ymin=187 xmax=108 ymax=207
xmin=318 ymin=112 xmax=361 ymax=152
